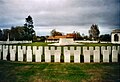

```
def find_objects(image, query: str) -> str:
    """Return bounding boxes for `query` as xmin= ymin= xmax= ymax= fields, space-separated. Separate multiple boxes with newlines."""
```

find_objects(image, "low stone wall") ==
xmin=0 ymin=45 xmax=120 ymax=63
xmin=0 ymin=41 xmax=32 ymax=44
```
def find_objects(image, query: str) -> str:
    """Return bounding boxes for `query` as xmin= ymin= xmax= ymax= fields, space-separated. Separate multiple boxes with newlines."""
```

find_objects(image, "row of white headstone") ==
xmin=0 ymin=45 xmax=120 ymax=63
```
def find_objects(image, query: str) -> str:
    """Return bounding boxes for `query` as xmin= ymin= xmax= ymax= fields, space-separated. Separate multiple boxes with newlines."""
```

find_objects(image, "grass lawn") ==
xmin=0 ymin=60 xmax=119 ymax=82
xmin=13 ymin=42 xmax=119 ymax=47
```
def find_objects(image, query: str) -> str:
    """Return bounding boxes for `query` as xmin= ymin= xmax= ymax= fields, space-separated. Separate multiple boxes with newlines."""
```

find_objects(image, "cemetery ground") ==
xmin=0 ymin=60 xmax=119 ymax=82
xmin=0 ymin=42 xmax=120 ymax=82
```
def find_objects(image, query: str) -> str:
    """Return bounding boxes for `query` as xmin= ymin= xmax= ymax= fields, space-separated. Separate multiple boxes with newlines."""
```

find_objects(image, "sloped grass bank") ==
xmin=0 ymin=60 xmax=119 ymax=82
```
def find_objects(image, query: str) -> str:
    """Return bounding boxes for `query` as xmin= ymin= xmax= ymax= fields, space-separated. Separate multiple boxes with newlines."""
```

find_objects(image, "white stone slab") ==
xmin=83 ymin=46 xmax=88 ymax=55
xmin=18 ymin=46 xmax=21 ymax=50
xmin=112 ymin=50 xmax=118 ymax=62
xmin=27 ymin=50 xmax=32 ymax=62
xmin=33 ymin=46 xmax=37 ymax=55
xmin=10 ymin=49 xmax=16 ymax=61
xmin=74 ymin=50 xmax=80 ymax=63
xmin=3 ymin=49 xmax=8 ymax=60
xmin=54 ymin=50 xmax=61 ymax=62
xmin=57 ymin=47 xmax=61 ymax=51
xmin=18 ymin=49 xmax=23 ymax=61
xmin=93 ymin=50 xmax=100 ymax=62
xmin=22 ymin=46 xmax=26 ymax=54
xmin=70 ymin=46 xmax=74 ymax=56
xmin=44 ymin=46 xmax=49 ymax=52
xmin=35 ymin=50 xmax=41 ymax=62
xmin=64 ymin=50 xmax=70 ymax=63
xmin=107 ymin=46 xmax=111 ymax=55
xmin=27 ymin=46 xmax=31 ymax=50
xmin=95 ymin=46 xmax=100 ymax=50
xmin=38 ymin=46 xmax=43 ymax=55
xmin=84 ymin=50 xmax=90 ymax=63
xmin=50 ymin=46 xmax=55 ymax=55
xmin=103 ymin=50 xmax=109 ymax=62
xmin=76 ymin=47 xmax=81 ymax=55
xmin=0 ymin=49 xmax=2 ymax=60
xmin=89 ymin=47 xmax=94 ymax=55
xmin=112 ymin=46 xmax=116 ymax=50
xmin=45 ymin=50 xmax=51 ymax=62
xmin=118 ymin=46 xmax=120 ymax=54
xmin=0 ymin=45 xmax=2 ymax=50
xmin=101 ymin=46 xmax=105 ymax=55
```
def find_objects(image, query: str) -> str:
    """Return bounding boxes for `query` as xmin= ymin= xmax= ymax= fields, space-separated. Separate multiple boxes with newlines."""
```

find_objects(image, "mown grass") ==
xmin=0 ymin=60 xmax=119 ymax=82
xmin=6 ymin=42 xmax=119 ymax=47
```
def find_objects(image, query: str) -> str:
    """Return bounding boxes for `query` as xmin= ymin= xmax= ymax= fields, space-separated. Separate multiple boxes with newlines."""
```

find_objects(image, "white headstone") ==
xmin=93 ymin=50 xmax=100 ymax=62
xmin=84 ymin=50 xmax=90 ymax=63
xmin=44 ymin=46 xmax=49 ymax=52
xmin=83 ymin=46 xmax=88 ymax=55
xmin=10 ymin=49 xmax=16 ymax=61
xmin=54 ymin=50 xmax=61 ymax=62
xmin=18 ymin=46 xmax=21 ymax=50
xmin=112 ymin=46 xmax=116 ymax=50
xmin=27 ymin=50 xmax=32 ymax=62
xmin=64 ymin=50 xmax=70 ymax=63
xmin=27 ymin=46 xmax=31 ymax=50
xmin=18 ymin=49 xmax=23 ymax=61
xmin=0 ymin=45 xmax=2 ymax=59
xmin=51 ymin=46 xmax=55 ymax=55
xmin=118 ymin=46 xmax=120 ymax=54
xmin=38 ymin=46 xmax=43 ymax=55
xmin=103 ymin=50 xmax=109 ymax=62
xmin=112 ymin=50 xmax=118 ymax=62
xmin=70 ymin=46 xmax=74 ymax=56
xmin=89 ymin=47 xmax=94 ymax=55
xmin=22 ymin=46 xmax=26 ymax=54
xmin=76 ymin=47 xmax=81 ymax=55
xmin=74 ymin=50 xmax=80 ymax=63
xmin=101 ymin=46 xmax=105 ymax=55
xmin=3 ymin=49 xmax=8 ymax=60
xmin=35 ymin=50 xmax=41 ymax=62
xmin=33 ymin=46 xmax=37 ymax=55
xmin=107 ymin=46 xmax=111 ymax=55
xmin=95 ymin=46 xmax=100 ymax=50
xmin=45 ymin=50 xmax=51 ymax=62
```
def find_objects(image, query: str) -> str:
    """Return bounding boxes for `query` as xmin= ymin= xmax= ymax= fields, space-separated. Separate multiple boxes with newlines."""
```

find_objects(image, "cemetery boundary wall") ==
xmin=0 ymin=45 xmax=120 ymax=63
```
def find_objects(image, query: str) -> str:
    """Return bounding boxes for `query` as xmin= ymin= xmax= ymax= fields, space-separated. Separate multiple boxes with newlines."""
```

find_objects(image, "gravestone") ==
xmin=64 ymin=50 xmax=70 ymax=63
xmin=112 ymin=50 xmax=118 ymax=62
xmin=51 ymin=46 xmax=55 ymax=55
xmin=18 ymin=49 xmax=23 ymax=61
xmin=45 ymin=50 xmax=51 ymax=62
xmin=27 ymin=50 xmax=32 ymax=62
xmin=3 ymin=49 xmax=8 ymax=60
xmin=35 ymin=50 xmax=41 ymax=62
xmin=95 ymin=46 xmax=100 ymax=50
xmin=118 ymin=46 xmax=120 ymax=54
xmin=27 ymin=46 xmax=31 ymax=50
xmin=54 ymin=50 xmax=61 ymax=62
xmin=70 ymin=46 xmax=74 ymax=56
xmin=74 ymin=50 xmax=80 ymax=63
xmin=93 ymin=50 xmax=100 ymax=62
xmin=84 ymin=50 xmax=90 ymax=63
xmin=101 ymin=46 xmax=105 ymax=55
xmin=103 ymin=50 xmax=109 ymax=62
xmin=38 ymin=46 xmax=43 ymax=55
xmin=89 ymin=46 xmax=94 ymax=55
xmin=76 ymin=47 xmax=81 ymax=55
xmin=33 ymin=46 xmax=37 ymax=55
xmin=107 ymin=46 xmax=111 ymax=55
xmin=0 ymin=45 xmax=2 ymax=59
xmin=83 ymin=46 xmax=87 ymax=55
xmin=22 ymin=46 xmax=26 ymax=54
xmin=112 ymin=46 xmax=116 ymax=50
xmin=44 ymin=46 xmax=49 ymax=52
xmin=10 ymin=49 xmax=16 ymax=61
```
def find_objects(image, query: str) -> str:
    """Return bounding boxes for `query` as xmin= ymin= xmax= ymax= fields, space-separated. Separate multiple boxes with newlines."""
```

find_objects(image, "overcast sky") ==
xmin=0 ymin=0 xmax=119 ymax=36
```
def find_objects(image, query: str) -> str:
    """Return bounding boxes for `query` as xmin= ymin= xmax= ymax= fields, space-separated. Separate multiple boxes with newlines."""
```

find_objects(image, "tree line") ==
xmin=0 ymin=16 xmax=36 ymax=41
xmin=50 ymin=24 xmax=111 ymax=42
